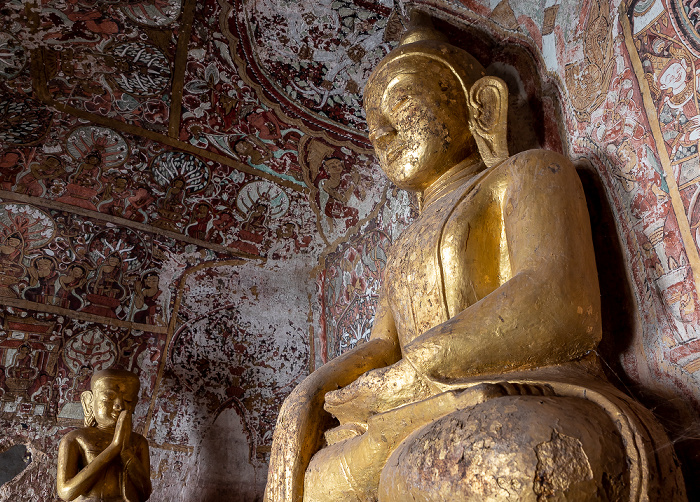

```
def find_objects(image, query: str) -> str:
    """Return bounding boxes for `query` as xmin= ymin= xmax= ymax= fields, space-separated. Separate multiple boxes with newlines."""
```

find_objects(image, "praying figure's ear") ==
xmin=467 ymin=76 xmax=509 ymax=168
xmin=81 ymin=390 xmax=96 ymax=427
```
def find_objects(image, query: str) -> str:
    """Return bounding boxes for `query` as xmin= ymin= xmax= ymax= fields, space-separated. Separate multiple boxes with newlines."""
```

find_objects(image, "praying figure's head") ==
xmin=80 ymin=368 xmax=140 ymax=429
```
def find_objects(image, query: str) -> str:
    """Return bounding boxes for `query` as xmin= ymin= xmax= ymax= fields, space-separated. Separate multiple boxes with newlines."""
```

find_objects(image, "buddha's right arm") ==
xmin=263 ymin=295 xmax=400 ymax=502
xmin=403 ymin=150 xmax=601 ymax=382
xmin=56 ymin=434 xmax=120 ymax=501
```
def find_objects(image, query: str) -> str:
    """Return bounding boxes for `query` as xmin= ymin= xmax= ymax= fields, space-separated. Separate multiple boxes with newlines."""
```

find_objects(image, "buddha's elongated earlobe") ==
xmin=468 ymin=76 xmax=509 ymax=168
xmin=81 ymin=390 xmax=96 ymax=427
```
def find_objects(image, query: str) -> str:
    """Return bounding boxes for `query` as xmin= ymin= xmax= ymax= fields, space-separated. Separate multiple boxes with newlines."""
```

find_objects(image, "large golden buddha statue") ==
xmin=265 ymin=13 xmax=686 ymax=502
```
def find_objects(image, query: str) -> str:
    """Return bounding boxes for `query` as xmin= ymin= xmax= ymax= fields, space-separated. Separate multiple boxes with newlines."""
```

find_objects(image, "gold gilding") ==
xmin=57 ymin=369 xmax=152 ymax=502
xmin=265 ymin=12 xmax=686 ymax=502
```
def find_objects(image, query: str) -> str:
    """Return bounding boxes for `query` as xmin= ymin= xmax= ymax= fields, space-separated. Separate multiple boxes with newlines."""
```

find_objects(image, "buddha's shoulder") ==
xmin=495 ymin=149 xmax=574 ymax=174
xmin=485 ymin=149 xmax=578 ymax=191
xmin=131 ymin=431 xmax=149 ymax=448
xmin=61 ymin=426 xmax=93 ymax=440
xmin=60 ymin=426 xmax=108 ymax=447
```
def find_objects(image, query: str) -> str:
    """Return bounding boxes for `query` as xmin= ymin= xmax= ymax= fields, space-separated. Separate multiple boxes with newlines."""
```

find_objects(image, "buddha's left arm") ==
xmin=405 ymin=151 xmax=601 ymax=381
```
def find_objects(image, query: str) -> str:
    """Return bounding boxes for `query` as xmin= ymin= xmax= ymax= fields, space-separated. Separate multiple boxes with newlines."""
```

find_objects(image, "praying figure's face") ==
xmin=365 ymin=58 xmax=475 ymax=191
xmin=91 ymin=376 xmax=139 ymax=429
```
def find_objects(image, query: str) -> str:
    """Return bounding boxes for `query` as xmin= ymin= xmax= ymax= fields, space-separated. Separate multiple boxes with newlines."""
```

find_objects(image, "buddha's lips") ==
xmin=386 ymin=145 xmax=405 ymax=163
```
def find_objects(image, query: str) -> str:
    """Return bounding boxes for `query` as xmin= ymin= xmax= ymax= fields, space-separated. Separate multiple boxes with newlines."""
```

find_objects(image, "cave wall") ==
xmin=0 ymin=0 xmax=699 ymax=500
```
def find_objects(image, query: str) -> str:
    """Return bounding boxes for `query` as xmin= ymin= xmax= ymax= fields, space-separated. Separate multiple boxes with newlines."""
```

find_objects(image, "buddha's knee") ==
xmin=304 ymin=434 xmax=382 ymax=502
xmin=378 ymin=395 xmax=630 ymax=501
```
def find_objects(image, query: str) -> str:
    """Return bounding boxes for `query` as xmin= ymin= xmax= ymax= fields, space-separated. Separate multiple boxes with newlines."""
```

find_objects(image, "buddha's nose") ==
xmin=114 ymin=398 xmax=124 ymax=411
xmin=369 ymin=126 xmax=396 ymax=151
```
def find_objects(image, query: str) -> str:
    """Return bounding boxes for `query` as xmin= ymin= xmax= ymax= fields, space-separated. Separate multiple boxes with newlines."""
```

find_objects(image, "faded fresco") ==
xmin=0 ymin=0 xmax=700 ymax=500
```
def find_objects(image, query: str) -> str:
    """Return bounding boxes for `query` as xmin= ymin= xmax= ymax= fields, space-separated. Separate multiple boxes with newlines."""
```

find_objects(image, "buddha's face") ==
xmin=91 ymin=376 xmax=139 ymax=429
xmin=366 ymin=59 xmax=474 ymax=191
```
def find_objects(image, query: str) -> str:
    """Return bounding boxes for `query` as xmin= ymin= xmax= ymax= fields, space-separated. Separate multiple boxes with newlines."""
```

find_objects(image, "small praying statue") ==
xmin=57 ymin=369 xmax=152 ymax=502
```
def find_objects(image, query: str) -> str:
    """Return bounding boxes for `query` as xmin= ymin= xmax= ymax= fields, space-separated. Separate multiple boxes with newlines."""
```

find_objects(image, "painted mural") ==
xmin=0 ymin=0 xmax=399 ymax=499
xmin=1 ymin=0 xmax=700 ymax=500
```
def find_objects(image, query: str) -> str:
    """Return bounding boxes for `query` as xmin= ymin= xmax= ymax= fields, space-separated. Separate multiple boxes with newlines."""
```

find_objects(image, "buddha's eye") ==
xmin=391 ymin=96 xmax=411 ymax=114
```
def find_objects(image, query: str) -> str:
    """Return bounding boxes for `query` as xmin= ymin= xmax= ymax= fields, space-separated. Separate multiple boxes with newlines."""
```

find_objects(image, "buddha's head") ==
xmin=81 ymin=369 xmax=140 ymax=429
xmin=365 ymin=12 xmax=508 ymax=191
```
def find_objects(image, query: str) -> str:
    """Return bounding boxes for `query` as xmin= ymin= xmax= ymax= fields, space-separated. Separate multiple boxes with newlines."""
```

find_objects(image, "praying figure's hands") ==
xmin=112 ymin=410 xmax=132 ymax=451
xmin=324 ymin=357 xmax=433 ymax=425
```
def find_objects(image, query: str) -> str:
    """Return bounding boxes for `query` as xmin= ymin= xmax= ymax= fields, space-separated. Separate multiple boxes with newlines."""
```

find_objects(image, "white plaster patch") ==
xmin=542 ymin=33 xmax=559 ymax=72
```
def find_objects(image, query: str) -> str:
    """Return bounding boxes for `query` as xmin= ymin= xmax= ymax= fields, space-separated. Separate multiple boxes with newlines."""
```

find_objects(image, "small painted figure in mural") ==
xmin=15 ymin=156 xmax=67 ymax=197
xmin=57 ymin=369 xmax=152 ymax=502
xmin=320 ymin=158 xmax=363 ymax=204
xmin=276 ymin=222 xmax=296 ymax=240
xmin=210 ymin=212 xmax=236 ymax=244
xmin=122 ymin=187 xmax=154 ymax=223
xmin=84 ymin=252 xmax=127 ymax=318
xmin=23 ymin=254 xmax=59 ymax=304
xmin=300 ymin=137 xmax=363 ymax=238
xmin=72 ymin=152 xmax=104 ymax=188
xmin=0 ymin=151 xmax=22 ymax=190
xmin=234 ymin=138 xmax=271 ymax=166
xmin=248 ymin=110 xmax=282 ymax=141
xmin=66 ymin=364 xmax=93 ymax=403
xmin=152 ymin=177 xmax=187 ymax=232
xmin=58 ymin=152 xmax=105 ymax=211
xmin=185 ymin=202 xmax=214 ymax=240
xmin=611 ymin=139 xmax=638 ymax=192
xmin=91 ymin=253 xmax=125 ymax=299
xmin=7 ymin=343 xmax=37 ymax=380
xmin=319 ymin=157 xmax=363 ymax=228
xmin=97 ymin=175 xmax=131 ymax=217
xmin=646 ymin=43 xmax=700 ymax=158
xmin=132 ymin=271 xmax=162 ymax=325
xmin=56 ymin=263 xmax=89 ymax=310
xmin=242 ymin=201 xmax=268 ymax=235
xmin=0 ymin=232 xmax=26 ymax=297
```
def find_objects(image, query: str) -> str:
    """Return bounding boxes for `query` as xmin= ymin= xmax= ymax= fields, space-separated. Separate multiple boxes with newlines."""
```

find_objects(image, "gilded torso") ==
xmin=385 ymin=160 xmax=513 ymax=349
xmin=68 ymin=427 xmax=147 ymax=501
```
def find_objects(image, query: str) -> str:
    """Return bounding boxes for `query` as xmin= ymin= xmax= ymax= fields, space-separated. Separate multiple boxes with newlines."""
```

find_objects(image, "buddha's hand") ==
xmin=112 ymin=410 xmax=132 ymax=451
xmin=324 ymin=357 xmax=433 ymax=425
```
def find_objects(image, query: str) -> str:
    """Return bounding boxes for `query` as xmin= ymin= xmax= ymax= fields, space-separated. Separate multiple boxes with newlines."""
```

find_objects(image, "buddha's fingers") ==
xmin=324 ymin=358 xmax=432 ymax=425
xmin=492 ymin=381 xmax=555 ymax=397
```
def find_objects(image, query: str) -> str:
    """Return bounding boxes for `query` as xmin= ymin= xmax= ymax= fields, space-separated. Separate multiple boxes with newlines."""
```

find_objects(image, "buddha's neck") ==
xmin=421 ymin=155 xmax=485 ymax=209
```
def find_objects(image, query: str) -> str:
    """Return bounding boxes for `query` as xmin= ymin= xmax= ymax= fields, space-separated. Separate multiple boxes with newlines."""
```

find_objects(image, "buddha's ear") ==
xmin=81 ymin=390 xmax=96 ymax=427
xmin=467 ymin=76 xmax=509 ymax=168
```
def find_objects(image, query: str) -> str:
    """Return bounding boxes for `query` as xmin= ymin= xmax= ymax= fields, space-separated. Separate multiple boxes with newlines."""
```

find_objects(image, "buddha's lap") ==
xmin=379 ymin=394 xmax=629 ymax=501
xmin=305 ymin=393 xmax=631 ymax=501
